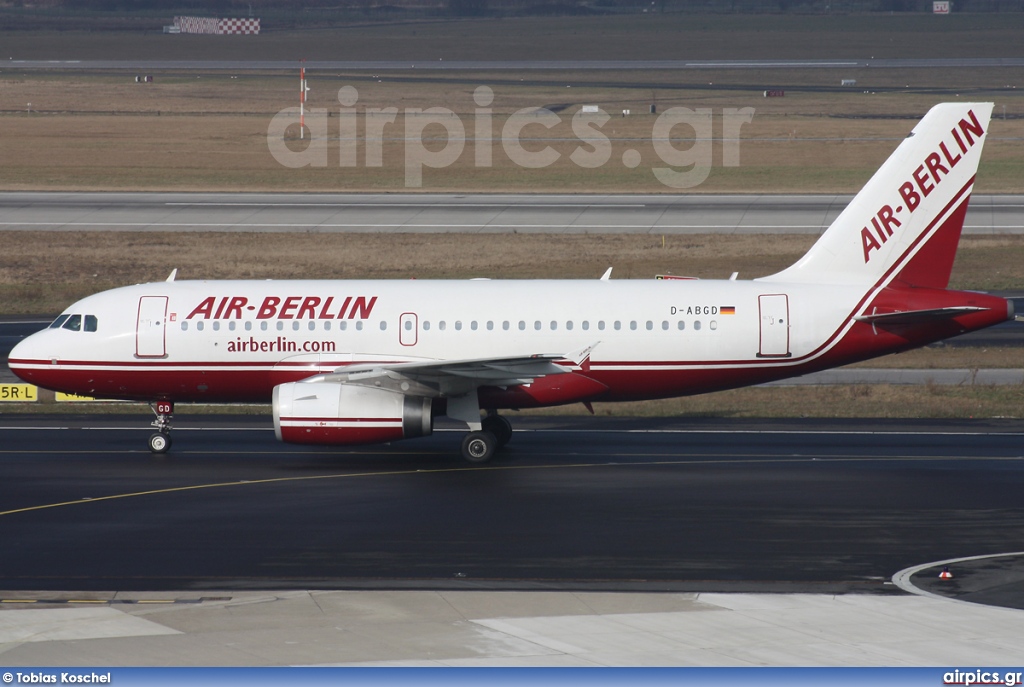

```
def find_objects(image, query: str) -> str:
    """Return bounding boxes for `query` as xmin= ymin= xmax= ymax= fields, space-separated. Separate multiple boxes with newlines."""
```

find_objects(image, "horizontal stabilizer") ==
xmin=854 ymin=306 xmax=987 ymax=325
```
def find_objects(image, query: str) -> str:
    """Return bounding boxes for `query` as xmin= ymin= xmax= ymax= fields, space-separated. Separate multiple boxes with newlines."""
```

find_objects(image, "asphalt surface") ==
xmin=1 ymin=414 xmax=1024 ymax=604
xmin=2 ymin=192 xmax=1022 ymax=234
xmin=8 ymin=58 xmax=1024 ymax=71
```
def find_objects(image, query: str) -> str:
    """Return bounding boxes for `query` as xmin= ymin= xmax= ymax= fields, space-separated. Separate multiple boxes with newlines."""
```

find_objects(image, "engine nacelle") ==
xmin=273 ymin=381 xmax=433 ymax=446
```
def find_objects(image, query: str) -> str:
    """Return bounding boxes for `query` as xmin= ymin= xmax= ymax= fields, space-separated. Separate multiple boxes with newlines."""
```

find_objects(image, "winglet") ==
xmin=166 ymin=269 xmax=178 ymax=283
xmin=600 ymin=267 xmax=613 ymax=281
xmin=564 ymin=342 xmax=600 ymax=367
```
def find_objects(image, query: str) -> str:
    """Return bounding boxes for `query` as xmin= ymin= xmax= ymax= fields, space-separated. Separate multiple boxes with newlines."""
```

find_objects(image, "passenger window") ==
xmin=213 ymin=321 xmax=220 ymax=331
xmin=62 ymin=315 xmax=82 ymax=332
xmin=550 ymin=321 xmax=557 ymax=330
xmin=229 ymin=321 xmax=237 ymax=331
xmin=276 ymin=321 xmax=284 ymax=331
xmin=694 ymin=320 xmax=702 ymax=331
xmin=404 ymin=320 xmax=413 ymax=331
xmin=613 ymin=321 xmax=621 ymax=331
xmin=181 ymin=322 xmax=189 ymax=331
xmin=582 ymin=321 xmax=589 ymax=331
xmin=662 ymin=321 xmax=669 ymax=331
xmin=534 ymin=321 xmax=541 ymax=331
xmin=598 ymin=321 xmax=606 ymax=331
xmin=84 ymin=315 xmax=98 ymax=332
xmin=439 ymin=321 xmax=446 ymax=331
xmin=423 ymin=321 xmax=430 ymax=330
xmin=487 ymin=321 xmax=495 ymax=331
xmin=518 ymin=321 xmax=526 ymax=331
xmin=49 ymin=315 xmax=70 ymax=329
xmin=292 ymin=321 xmax=300 ymax=331
xmin=197 ymin=321 xmax=205 ymax=331
xmin=260 ymin=321 xmax=268 ymax=331
xmin=678 ymin=320 xmax=685 ymax=330
xmin=630 ymin=321 xmax=638 ymax=331
xmin=309 ymin=321 xmax=317 ymax=331
xmin=566 ymin=321 xmax=573 ymax=331
xmin=324 ymin=321 xmax=331 ymax=331
xmin=356 ymin=321 xmax=363 ymax=331
xmin=455 ymin=321 xmax=462 ymax=331
xmin=380 ymin=321 xmax=387 ymax=331
xmin=645 ymin=321 xmax=653 ymax=331
xmin=339 ymin=321 xmax=347 ymax=331
xmin=245 ymin=321 xmax=252 ymax=331
xmin=502 ymin=321 xmax=509 ymax=331
xmin=710 ymin=320 xmax=718 ymax=331
xmin=471 ymin=321 xmax=478 ymax=331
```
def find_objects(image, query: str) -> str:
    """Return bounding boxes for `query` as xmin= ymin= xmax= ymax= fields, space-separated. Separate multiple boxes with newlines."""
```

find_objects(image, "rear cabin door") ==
xmin=136 ymin=296 xmax=168 ymax=358
xmin=758 ymin=294 xmax=790 ymax=358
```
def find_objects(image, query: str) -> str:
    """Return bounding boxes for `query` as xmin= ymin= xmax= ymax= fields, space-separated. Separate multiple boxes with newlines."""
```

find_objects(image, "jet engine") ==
xmin=273 ymin=381 xmax=433 ymax=446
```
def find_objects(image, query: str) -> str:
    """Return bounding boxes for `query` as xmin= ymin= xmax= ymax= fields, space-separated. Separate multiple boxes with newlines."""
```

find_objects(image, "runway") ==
xmin=2 ymin=192 xmax=1023 ymax=234
xmin=9 ymin=58 xmax=1024 ymax=71
xmin=2 ymin=415 xmax=1024 ymax=602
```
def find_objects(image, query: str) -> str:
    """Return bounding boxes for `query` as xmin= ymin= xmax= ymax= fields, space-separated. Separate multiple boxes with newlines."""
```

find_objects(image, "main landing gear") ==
xmin=460 ymin=412 xmax=514 ymax=463
xmin=148 ymin=400 xmax=174 ymax=454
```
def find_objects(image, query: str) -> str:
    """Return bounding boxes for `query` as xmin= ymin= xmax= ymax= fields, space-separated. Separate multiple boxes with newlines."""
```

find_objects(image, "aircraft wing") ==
xmin=313 ymin=343 xmax=599 ymax=398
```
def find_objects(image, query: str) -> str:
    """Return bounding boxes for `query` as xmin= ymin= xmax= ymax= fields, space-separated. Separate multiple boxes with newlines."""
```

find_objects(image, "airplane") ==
xmin=8 ymin=102 xmax=1013 ymax=463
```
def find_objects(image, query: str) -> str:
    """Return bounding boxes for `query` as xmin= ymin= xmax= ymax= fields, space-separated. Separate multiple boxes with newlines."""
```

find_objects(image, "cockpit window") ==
xmin=49 ymin=314 xmax=71 ymax=329
xmin=62 ymin=314 xmax=82 ymax=331
xmin=84 ymin=315 xmax=98 ymax=332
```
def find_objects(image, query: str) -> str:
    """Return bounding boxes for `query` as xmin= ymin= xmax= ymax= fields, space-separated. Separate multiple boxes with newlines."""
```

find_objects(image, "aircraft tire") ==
xmin=148 ymin=432 xmax=171 ymax=454
xmin=461 ymin=431 xmax=497 ymax=463
xmin=482 ymin=415 xmax=513 ymax=447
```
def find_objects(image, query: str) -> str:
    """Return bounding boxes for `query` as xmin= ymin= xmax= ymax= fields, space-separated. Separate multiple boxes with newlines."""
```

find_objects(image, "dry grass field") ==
xmin=2 ymin=14 xmax=1024 ymax=193
xmin=1 ymin=72 xmax=1023 ymax=193
xmin=3 ymin=232 xmax=1023 ymax=310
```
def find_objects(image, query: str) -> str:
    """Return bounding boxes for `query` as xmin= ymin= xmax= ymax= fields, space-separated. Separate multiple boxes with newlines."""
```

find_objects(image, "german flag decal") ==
xmin=720 ymin=306 xmax=736 ymax=315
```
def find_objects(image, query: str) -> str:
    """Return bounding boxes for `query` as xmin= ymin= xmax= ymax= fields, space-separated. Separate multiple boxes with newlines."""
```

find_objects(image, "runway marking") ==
xmin=892 ymin=551 xmax=1024 ymax=605
xmin=0 ymin=221 xmax=835 ymax=229
xmin=0 ymin=598 xmax=215 ymax=606
xmin=1 ymin=222 xmax=1020 ymax=232
xmin=164 ymin=202 xmax=649 ymax=208
xmin=2 ymin=454 xmax=1022 ymax=518
xmin=3 ymin=426 xmax=1024 ymax=439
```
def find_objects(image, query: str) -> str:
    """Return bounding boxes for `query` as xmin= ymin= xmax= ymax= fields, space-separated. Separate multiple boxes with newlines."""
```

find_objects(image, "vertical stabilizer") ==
xmin=761 ymin=103 xmax=993 ymax=289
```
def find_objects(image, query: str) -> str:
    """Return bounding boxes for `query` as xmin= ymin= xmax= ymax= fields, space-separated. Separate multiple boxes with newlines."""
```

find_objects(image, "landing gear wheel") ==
xmin=461 ymin=430 xmax=497 ymax=463
xmin=148 ymin=400 xmax=174 ymax=454
xmin=148 ymin=432 xmax=172 ymax=454
xmin=482 ymin=414 xmax=513 ymax=447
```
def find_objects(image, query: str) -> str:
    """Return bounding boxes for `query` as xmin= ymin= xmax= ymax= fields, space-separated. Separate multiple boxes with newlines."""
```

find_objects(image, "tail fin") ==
xmin=762 ymin=103 xmax=993 ymax=289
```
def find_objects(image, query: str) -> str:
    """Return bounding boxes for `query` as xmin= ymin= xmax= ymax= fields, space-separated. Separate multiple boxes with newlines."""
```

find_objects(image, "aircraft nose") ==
xmin=7 ymin=329 xmax=47 ymax=383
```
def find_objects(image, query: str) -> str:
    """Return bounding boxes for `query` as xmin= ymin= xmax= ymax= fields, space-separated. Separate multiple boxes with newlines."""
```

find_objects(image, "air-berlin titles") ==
xmin=186 ymin=295 xmax=378 ymax=320
xmin=860 ymin=108 xmax=984 ymax=263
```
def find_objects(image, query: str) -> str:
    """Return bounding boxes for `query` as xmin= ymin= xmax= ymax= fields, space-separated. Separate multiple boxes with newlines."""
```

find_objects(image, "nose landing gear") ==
xmin=148 ymin=400 xmax=173 ymax=454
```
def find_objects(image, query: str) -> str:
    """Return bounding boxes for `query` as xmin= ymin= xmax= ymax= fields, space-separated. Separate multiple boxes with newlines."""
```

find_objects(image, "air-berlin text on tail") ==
xmin=860 ymin=108 xmax=984 ymax=263
xmin=186 ymin=295 xmax=378 ymax=320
